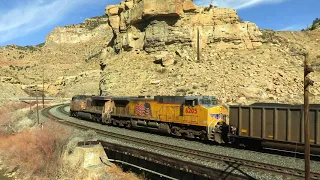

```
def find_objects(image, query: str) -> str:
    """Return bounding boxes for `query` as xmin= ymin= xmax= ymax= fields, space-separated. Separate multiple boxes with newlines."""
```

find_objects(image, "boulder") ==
xmin=144 ymin=20 xmax=169 ymax=52
xmin=121 ymin=27 xmax=145 ymax=51
xmin=154 ymin=51 xmax=175 ymax=66
xmin=162 ymin=57 xmax=175 ymax=66
xmin=125 ymin=0 xmax=134 ymax=9
xmin=115 ymin=0 xmax=184 ymax=28
xmin=154 ymin=51 xmax=169 ymax=61
xmin=108 ymin=6 xmax=119 ymax=16
xmin=183 ymin=1 xmax=197 ymax=12
xmin=175 ymin=49 xmax=187 ymax=58
xmin=212 ymin=8 xmax=239 ymax=24
xmin=143 ymin=0 xmax=183 ymax=17
xmin=119 ymin=1 xmax=126 ymax=11
xmin=150 ymin=80 xmax=161 ymax=84
xmin=108 ymin=15 xmax=120 ymax=31
xmin=238 ymin=87 xmax=265 ymax=98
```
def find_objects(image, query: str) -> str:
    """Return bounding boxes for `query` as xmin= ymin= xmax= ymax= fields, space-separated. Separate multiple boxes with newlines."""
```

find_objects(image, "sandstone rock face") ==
xmin=108 ymin=6 xmax=119 ymax=16
xmin=208 ymin=22 xmax=262 ymax=50
xmin=108 ymin=16 xmax=120 ymax=33
xmin=105 ymin=0 xmax=262 ymax=53
xmin=46 ymin=17 xmax=113 ymax=44
xmin=120 ymin=26 xmax=145 ymax=51
xmin=183 ymin=1 xmax=197 ymax=12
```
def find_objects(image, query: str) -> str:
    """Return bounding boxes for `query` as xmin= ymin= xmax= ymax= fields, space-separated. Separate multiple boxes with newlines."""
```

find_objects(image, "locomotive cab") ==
xmin=198 ymin=96 xmax=229 ymax=143
xmin=69 ymin=95 xmax=89 ymax=117
xmin=181 ymin=96 xmax=229 ymax=143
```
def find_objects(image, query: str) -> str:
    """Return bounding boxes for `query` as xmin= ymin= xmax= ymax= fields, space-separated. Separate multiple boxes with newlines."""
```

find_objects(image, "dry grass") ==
xmin=0 ymin=121 xmax=72 ymax=179
xmin=0 ymin=102 xmax=30 ymax=129
xmin=0 ymin=102 xmax=72 ymax=179
xmin=0 ymin=102 xmax=50 ymax=134
xmin=0 ymin=102 xmax=30 ymax=112
xmin=106 ymin=164 xmax=144 ymax=180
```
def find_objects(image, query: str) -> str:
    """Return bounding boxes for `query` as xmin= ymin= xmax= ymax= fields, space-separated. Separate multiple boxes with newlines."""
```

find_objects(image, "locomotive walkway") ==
xmin=41 ymin=104 xmax=320 ymax=180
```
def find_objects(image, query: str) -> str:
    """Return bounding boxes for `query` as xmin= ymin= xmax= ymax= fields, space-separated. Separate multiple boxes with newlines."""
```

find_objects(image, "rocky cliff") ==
xmin=105 ymin=0 xmax=262 ymax=53
xmin=46 ymin=16 xmax=112 ymax=44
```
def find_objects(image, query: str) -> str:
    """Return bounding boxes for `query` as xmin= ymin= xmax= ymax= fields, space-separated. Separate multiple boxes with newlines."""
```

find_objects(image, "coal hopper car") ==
xmin=229 ymin=103 xmax=320 ymax=155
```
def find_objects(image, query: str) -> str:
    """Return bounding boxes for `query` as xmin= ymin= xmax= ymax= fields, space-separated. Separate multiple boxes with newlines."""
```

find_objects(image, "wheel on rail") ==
xmin=200 ymin=133 xmax=208 ymax=141
xmin=126 ymin=123 xmax=132 ymax=129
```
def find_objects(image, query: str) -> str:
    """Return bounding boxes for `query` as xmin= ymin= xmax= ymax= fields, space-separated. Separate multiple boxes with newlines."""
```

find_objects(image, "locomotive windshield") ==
xmin=199 ymin=96 xmax=217 ymax=107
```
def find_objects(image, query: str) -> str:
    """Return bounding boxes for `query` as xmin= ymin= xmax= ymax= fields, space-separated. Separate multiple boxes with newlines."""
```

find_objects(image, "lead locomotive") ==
xmin=70 ymin=95 xmax=232 ymax=143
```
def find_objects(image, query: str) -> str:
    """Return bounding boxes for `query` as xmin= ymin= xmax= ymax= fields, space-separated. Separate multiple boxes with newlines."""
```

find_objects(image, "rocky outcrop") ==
xmin=0 ymin=76 xmax=20 ymax=84
xmin=46 ymin=16 xmax=113 ymax=44
xmin=105 ymin=0 xmax=262 ymax=53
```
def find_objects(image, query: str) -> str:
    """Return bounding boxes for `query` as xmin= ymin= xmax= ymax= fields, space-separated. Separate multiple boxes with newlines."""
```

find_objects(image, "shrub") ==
xmin=0 ymin=122 xmax=71 ymax=179
xmin=0 ymin=103 xmax=72 ymax=179
xmin=0 ymin=102 xmax=36 ymax=128
xmin=308 ymin=17 xmax=320 ymax=31
xmin=106 ymin=164 xmax=143 ymax=180
xmin=312 ymin=18 xmax=320 ymax=26
xmin=0 ymin=102 xmax=30 ymax=125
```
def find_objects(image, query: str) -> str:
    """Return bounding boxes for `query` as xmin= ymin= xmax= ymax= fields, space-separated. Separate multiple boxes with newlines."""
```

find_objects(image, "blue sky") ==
xmin=0 ymin=0 xmax=318 ymax=46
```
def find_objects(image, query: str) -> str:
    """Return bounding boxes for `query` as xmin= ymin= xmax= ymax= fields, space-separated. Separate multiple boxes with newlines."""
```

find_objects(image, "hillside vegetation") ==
xmin=305 ymin=17 xmax=320 ymax=31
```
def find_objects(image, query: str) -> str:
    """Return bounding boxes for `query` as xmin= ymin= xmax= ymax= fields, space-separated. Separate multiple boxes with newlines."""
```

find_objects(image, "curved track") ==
xmin=43 ymin=104 xmax=320 ymax=180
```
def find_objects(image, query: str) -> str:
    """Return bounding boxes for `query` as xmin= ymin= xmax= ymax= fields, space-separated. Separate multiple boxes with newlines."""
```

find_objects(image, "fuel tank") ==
xmin=77 ymin=112 xmax=93 ymax=121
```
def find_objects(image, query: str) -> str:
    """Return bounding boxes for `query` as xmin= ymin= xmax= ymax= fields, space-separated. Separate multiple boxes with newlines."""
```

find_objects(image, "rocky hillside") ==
xmin=0 ymin=16 xmax=113 ymax=100
xmin=100 ymin=0 xmax=320 ymax=105
xmin=0 ymin=0 xmax=320 ymax=105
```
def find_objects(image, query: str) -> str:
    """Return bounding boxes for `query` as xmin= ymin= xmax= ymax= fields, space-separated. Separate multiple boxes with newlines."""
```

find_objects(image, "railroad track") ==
xmin=43 ymin=104 xmax=320 ymax=180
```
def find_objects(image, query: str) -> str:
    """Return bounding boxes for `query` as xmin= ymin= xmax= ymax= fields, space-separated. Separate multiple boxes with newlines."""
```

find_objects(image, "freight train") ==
xmin=70 ymin=95 xmax=231 ymax=143
xmin=69 ymin=95 xmax=320 ymax=155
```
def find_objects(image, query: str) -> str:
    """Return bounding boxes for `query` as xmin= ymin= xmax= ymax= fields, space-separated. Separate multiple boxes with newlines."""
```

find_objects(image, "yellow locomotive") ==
xmin=70 ymin=95 xmax=230 ymax=143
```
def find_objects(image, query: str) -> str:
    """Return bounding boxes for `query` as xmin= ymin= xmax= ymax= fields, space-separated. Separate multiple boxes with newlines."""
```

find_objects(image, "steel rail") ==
xmin=44 ymin=104 xmax=320 ymax=180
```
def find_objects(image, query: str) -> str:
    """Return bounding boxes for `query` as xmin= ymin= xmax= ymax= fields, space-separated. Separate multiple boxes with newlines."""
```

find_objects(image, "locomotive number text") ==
xmin=185 ymin=107 xmax=197 ymax=114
